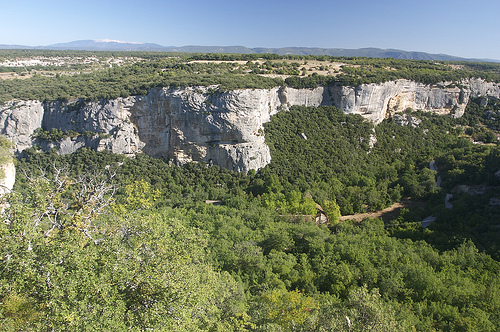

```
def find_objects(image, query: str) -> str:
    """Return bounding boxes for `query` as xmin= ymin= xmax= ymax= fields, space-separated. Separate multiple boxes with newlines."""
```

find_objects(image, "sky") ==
xmin=1 ymin=0 xmax=500 ymax=60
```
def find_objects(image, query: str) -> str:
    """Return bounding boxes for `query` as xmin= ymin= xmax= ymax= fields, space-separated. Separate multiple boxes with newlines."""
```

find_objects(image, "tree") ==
xmin=0 ymin=168 xmax=245 ymax=330
xmin=0 ymin=136 xmax=13 ymax=195
xmin=253 ymin=289 xmax=318 ymax=330
xmin=112 ymin=179 xmax=160 ymax=217
xmin=322 ymin=199 xmax=341 ymax=223
xmin=3 ymin=165 xmax=116 ymax=242
xmin=315 ymin=286 xmax=413 ymax=332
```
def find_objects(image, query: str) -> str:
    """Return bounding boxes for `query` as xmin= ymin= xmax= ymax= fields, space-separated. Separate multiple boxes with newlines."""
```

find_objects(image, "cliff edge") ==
xmin=1 ymin=78 xmax=499 ymax=172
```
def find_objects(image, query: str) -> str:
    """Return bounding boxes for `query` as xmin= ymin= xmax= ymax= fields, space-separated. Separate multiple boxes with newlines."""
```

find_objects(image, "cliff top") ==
xmin=1 ymin=50 xmax=500 ymax=103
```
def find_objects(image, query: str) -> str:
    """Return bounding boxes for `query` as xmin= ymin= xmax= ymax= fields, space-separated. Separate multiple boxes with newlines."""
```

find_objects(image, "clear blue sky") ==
xmin=2 ymin=0 xmax=499 ymax=60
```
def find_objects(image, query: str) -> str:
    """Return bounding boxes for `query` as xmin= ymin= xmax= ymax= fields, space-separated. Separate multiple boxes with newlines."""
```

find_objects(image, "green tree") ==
xmin=0 ymin=136 xmax=12 ymax=181
xmin=0 ymin=170 xmax=245 ymax=330
xmin=254 ymin=289 xmax=318 ymax=330
xmin=322 ymin=199 xmax=341 ymax=223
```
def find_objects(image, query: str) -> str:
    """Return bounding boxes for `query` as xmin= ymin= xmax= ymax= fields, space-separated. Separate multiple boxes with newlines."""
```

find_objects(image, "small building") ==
xmin=279 ymin=204 xmax=329 ymax=225
xmin=315 ymin=204 xmax=329 ymax=225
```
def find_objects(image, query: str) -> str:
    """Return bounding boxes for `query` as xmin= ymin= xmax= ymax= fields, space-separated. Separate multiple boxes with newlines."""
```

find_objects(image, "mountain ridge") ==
xmin=0 ymin=39 xmax=498 ymax=63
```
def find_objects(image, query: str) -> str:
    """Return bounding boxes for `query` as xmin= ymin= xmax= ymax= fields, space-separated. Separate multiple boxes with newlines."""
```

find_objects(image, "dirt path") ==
xmin=338 ymin=198 xmax=425 ymax=222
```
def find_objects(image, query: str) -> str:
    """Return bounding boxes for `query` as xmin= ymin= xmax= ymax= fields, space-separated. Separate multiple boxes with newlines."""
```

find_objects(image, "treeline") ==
xmin=2 ymin=50 xmax=500 ymax=103
xmin=0 ymin=59 xmax=284 ymax=102
xmin=285 ymin=59 xmax=500 ymax=88
xmin=32 ymin=128 xmax=111 ymax=141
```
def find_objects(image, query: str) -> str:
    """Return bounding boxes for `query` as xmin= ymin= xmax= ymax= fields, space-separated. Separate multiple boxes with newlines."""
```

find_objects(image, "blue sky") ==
xmin=2 ymin=0 xmax=500 ymax=60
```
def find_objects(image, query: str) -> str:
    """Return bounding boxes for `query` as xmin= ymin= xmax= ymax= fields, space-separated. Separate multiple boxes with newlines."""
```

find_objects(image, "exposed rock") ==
xmin=479 ymin=96 xmax=489 ymax=107
xmin=451 ymin=184 xmax=491 ymax=195
xmin=485 ymin=110 xmax=498 ymax=120
xmin=0 ymin=161 xmax=15 ymax=195
xmin=445 ymin=194 xmax=453 ymax=209
xmin=0 ymin=100 xmax=44 ymax=152
xmin=489 ymin=197 xmax=500 ymax=206
xmin=436 ymin=176 xmax=442 ymax=188
xmin=392 ymin=113 xmax=422 ymax=127
xmin=421 ymin=216 xmax=436 ymax=228
xmin=1 ymin=78 xmax=499 ymax=172
xmin=329 ymin=80 xmax=462 ymax=123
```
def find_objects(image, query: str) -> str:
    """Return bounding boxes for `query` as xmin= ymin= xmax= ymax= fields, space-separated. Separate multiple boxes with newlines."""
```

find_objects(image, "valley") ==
xmin=1 ymin=50 xmax=500 ymax=331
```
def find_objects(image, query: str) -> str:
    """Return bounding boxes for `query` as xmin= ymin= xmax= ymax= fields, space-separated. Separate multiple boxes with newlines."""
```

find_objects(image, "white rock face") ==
xmin=0 ymin=161 xmax=15 ymax=195
xmin=1 ymin=79 xmax=499 ymax=172
xmin=0 ymin=100 xmax=45 ymax=152
xmin=329 ymin=79 xmax=476 ymax=123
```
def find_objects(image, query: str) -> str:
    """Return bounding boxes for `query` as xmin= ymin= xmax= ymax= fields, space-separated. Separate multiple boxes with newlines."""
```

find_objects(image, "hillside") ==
xmin=2 ymin=98 xmax=500 ymax=330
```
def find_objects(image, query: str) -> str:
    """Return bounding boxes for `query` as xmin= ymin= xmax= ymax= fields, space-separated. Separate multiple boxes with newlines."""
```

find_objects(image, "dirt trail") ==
xmin=338 ymin=198 xmax=425 ymax=222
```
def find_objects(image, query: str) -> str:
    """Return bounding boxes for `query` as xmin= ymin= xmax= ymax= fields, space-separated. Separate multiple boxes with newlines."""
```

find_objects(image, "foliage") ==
xmin=32 ymin=128 xmax=110 ymax=142
xmin=253 ymin=289 xmax=318 ymax=330
xmin=0 ymin=170 xmax=244 ymax=331
xmin=3 ymin=61 xmax=500 ymax=329
xmin=2 ymin=49 xmax=500 ymax=103
xmin=6 ymin=136 xmax=500 ymax=330
xmin=262 ymin=106 xmax=453 ymax=214
xmin=0 ymin=135 xmax=12 ymax=180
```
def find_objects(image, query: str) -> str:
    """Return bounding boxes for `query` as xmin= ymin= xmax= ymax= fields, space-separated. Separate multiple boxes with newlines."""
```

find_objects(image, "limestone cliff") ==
xmin=1 ymin=79 xmax=499 ymax=172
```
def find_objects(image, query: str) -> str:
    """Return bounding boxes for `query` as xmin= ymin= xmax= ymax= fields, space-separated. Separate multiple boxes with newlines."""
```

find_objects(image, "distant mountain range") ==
xmin=1 ymin=39 xmax=498 ymax=63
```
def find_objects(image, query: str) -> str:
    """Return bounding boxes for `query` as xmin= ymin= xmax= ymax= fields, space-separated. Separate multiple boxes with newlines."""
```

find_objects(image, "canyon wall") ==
xmin=1 ymin=78 xmax=499 ymax=172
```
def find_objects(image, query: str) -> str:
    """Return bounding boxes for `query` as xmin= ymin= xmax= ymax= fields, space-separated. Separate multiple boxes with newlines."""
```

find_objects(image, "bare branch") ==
xmin=5 ymin=164 xmax=118 ymax=243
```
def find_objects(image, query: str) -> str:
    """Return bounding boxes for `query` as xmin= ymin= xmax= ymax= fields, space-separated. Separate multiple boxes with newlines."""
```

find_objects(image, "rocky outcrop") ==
xmin=1 ymin=78 xmax=499 ymax=172
xmin=329 ymin=78 xmax=500 ymax=122
xmin=392 ymin=113 xmax=422 ymax=127
xmin=0 ymin=100 xmax=45 ymax=153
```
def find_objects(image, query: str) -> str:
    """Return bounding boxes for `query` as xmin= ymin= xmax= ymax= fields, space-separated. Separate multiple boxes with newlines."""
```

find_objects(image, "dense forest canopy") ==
xmin=1 ymin=84 xmax=500 ymax=329
xmin=1 ymin=49 xmax=500 ymax=103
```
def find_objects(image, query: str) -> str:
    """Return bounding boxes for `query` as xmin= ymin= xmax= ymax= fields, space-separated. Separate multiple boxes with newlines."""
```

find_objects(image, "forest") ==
xmin=1 ymin=51 xmax=500 ymax=330
xmin=1 ymin=96 xmax=499 ymax=330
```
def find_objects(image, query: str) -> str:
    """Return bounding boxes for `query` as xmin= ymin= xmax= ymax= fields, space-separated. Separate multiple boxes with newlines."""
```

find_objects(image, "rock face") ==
xmin=1 ymin=79 xmax=499 ymax=172
xmin=331 ymin=81 xmax=457 ymax=122
xmin=0 ymin=100 xmax=45 ymax=153
xmin=0 ymin=161 xmax=15 ymax=195
xmin=392 ymin=114 xmax=422 ymax=127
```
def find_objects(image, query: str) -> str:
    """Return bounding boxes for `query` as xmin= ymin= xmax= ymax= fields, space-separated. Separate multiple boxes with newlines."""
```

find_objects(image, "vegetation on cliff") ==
xmin=0 ymin=136 xmax=12 ymax=180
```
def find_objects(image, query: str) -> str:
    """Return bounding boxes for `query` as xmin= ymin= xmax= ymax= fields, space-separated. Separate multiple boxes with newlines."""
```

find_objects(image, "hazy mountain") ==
xmin=43 ymin=39 xmax=168 ymax=52
xmin=0 ymin=40 xmax=498 ymax=62
xmin=0 ymin=44 xmax=35 ymax=49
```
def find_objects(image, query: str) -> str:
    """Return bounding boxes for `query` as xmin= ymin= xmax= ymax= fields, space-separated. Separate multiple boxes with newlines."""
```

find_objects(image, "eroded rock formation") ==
xmin=1 ymin=79 xmax=499 ymax=172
